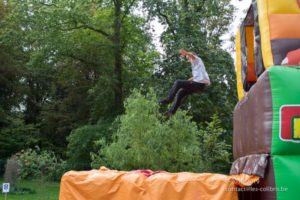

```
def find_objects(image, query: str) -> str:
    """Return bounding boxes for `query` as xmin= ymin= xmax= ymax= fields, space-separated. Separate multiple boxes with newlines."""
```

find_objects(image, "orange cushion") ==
xmin=59 ymin=167 xmax=253 ymax=200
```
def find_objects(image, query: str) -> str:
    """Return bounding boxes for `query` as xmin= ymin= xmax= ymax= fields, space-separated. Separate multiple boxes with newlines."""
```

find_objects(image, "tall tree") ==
xmin=0 ymin=1 xmax=40 ymax=174
xmin=144 ymin=0 xmax=237 ymax=133
xmin=0 ymin=1 xmax=21 ymax=126
xmin=2 ymin=0 xmax=158 ymax=155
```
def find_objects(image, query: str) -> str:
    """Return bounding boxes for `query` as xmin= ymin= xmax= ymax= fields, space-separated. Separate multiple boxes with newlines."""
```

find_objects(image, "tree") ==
xmin=91 ymin=89 xmax=202 ymax=171
xmin=67 ymin=119 xmax=114 ymax=170
xmin=0 ymin=0 xmax=237 ymax=173
xmin=1 ymin=0 xmax=158 ymax=156
xmin=144 ymin=0 xmax=237 ymax=140
xmin=199 ymin=114 xmax=231 ymax=173
xmin=0 ymin=1 xmax=23 ymax=127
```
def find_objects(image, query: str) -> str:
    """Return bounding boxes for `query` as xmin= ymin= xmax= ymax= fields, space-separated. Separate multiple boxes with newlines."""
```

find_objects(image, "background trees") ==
xmin=0 ymin=0 xmax=237 ymax=175
xmin=146 ymin=0 xmax=236 ymax=129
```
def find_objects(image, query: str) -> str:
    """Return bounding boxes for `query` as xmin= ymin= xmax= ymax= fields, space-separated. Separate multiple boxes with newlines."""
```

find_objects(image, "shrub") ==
xmin=15 ymin=148 xmax=67 ymax=181
xmin=4 ymin=156 xmax=20 ymax=188
xmin=91 ymin=89 xmax=202 ymax=172
xmin=66 ymin=119 xmax=113 ymax=170
xmin=0 ymin=119 xmax=39 ymax=174
xmin=198 ymin=114 xmax=231 ymax=173
xmin=92 ymin=89 xmax=231 ymax=173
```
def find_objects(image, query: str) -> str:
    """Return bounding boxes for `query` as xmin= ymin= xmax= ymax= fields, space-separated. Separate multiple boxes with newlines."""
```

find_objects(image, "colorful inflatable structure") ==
xmin=234 ymin=0 xmax=300 ymax=199
xmin=59 ymin=0 xmax=300 ymax=199
xmin=236 ymin=0 xmax=300 ymax=96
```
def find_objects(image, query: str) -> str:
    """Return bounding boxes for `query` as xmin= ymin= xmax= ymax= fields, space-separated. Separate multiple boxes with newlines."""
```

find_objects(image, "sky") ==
xmin=222 ymin=0 xmax=252 ymax=52
xmin=150 ymin=0 xmax=252 ymax=56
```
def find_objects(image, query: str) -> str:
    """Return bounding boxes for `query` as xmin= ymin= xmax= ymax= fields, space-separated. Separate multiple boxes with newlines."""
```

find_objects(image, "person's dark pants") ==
xmin=163 ymin=80 xmax=206 ymax=114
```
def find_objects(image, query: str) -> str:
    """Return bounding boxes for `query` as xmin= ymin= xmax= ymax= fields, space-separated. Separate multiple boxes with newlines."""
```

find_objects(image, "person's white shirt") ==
xmin=191 ymin=56 xmax=210 ymax=85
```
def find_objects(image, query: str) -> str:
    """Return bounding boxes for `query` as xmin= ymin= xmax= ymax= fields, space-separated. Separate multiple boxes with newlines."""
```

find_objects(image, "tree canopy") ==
xmin=0 ymin=0 xmax=237 ymax=174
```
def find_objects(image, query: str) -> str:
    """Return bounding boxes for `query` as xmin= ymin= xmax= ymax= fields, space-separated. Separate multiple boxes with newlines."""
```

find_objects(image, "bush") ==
xmin=15 ymin=148 xmax=67 ymax=181
xmin=4 ymin=156 xmax=20 ymax=188
xmin=198 ymin=114 xmax=231 ymax=173
xmin=66 ymin=119 xmax=113 ymax=170
xmin=91 ymin=89 xmax=202 ymax=172
xmin=0 ymin=117 xmax=39 ymax=174
xmin=92 ymin=89 xmax=231 ymax=173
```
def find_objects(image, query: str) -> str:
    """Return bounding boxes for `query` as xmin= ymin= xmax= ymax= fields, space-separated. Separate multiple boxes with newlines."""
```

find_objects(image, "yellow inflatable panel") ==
xmin=267 ymin=0 xmax=300 ymax=14
xmin=236 ymin=30 xmax=244 ymax=100
xmin=59 ymin=167 xmax=259 ymax=200
xmin=257 ymin=0 xmax=274 ymax=68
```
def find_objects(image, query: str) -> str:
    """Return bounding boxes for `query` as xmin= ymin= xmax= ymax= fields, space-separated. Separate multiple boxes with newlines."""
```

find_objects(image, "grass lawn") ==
xmin=1 ymin=179 xmax=60 ymax=200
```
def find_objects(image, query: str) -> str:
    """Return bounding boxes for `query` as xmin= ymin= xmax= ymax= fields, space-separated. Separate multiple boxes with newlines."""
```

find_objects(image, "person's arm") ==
xmin=181 ymin=49 xmax=196 ymax=60
xmin=185 ymin=52 xmax=196 ymax=60
xmin=188 ymin=77 xmax=193 ymax=82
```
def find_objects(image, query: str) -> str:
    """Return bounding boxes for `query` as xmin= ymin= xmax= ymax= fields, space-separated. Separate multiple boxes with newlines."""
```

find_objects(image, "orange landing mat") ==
xmin=59 ymin=167 xmax=259 ymax=200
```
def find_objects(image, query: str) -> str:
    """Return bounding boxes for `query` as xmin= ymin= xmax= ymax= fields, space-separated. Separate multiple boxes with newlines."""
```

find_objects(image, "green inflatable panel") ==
xmin=269 ymin=66 xmax=300 ymax=200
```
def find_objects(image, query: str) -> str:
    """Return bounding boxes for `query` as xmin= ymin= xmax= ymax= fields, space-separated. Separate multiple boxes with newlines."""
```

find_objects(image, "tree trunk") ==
xmin=183 ymin=0 xmax=191 ymax=38
xmin=113 ymin=0 xmax=123 ymax=113
xmin=24 ymin=78 xmax=39 ymax=124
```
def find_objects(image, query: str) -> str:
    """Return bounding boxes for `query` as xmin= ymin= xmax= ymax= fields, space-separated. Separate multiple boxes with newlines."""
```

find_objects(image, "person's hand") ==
xmin=179 ymin=48 xmax=187 ymax=57
xmin=188 ymin=77 xmax=193 ymax=83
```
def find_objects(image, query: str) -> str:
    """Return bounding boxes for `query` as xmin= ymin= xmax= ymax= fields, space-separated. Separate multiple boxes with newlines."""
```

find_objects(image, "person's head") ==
xmin=179 ymin=48 xmax=197 ymax=63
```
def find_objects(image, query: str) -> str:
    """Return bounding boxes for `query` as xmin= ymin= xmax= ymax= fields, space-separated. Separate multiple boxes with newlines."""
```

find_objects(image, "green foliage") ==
xmin=0 ymin=0 xmax=237 ymax=174
xmin=145 ymin=0 xmax=237 ymax=140
xmin=91 ymin=89 xmax=201 ymax=171
xmin=92 ymin=89 xmax=231 ymax=172
xmin=15 ymin=148 xmax=67 ymax=181
xmin=67 ymin=119 xmax=114 ymax=170
xmin=0 ymin=0 xmax=159 ymax=158
xmin=199 ymin=114 xmax=231 ymax=173
xmin=0 ymin=114 xmax=39 ymax=173
xmin=0 ymin=2 xmax=24 ymax=128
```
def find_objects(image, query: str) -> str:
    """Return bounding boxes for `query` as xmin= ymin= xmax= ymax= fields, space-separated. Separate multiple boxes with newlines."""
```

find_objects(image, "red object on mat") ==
xmin=133 ymin=169 xmax=164 ymax=177
xmin=287 ymin=48 xmax=300 ymax=65
xmin=298 ymin=0 xmax=300 ymax=8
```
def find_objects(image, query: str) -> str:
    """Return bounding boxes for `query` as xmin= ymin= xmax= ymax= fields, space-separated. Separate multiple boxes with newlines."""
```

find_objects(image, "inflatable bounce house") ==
xmin=59 ymin=0 xmax=300 ymax=199
xmin=233 ymin=0 xmax=300 ymax=199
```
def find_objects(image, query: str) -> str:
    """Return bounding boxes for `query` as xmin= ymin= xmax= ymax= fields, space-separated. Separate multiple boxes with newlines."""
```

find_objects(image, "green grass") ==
xmin=1 ymin=179 xmax=59 ymax=200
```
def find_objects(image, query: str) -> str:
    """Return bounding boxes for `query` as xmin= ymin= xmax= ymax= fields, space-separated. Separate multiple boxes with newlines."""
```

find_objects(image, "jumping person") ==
xmin=159 ymin=48 xmax=210 ymax=117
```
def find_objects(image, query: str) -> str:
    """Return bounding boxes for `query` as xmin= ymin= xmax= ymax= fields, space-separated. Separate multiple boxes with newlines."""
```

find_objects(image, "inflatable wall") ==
xmin=232 ymin=67 xmax=300 ymax=200
xmin=234 ymin=0 xmax=300 ymax=199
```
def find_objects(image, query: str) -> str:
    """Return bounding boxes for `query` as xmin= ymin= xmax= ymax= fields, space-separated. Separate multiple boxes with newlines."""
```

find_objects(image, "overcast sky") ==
xmin=151 ymin=0 xmax=252 ymax=56
xmin=222 ymin=0 xmax=252 ymax=52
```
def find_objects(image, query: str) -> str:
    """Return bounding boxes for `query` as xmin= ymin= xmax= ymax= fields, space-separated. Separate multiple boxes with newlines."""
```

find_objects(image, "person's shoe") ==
xmin=163 ymin=111 xmax=173 ymax=118
xmin=158 ymin=99 xmax=170 ymax=105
